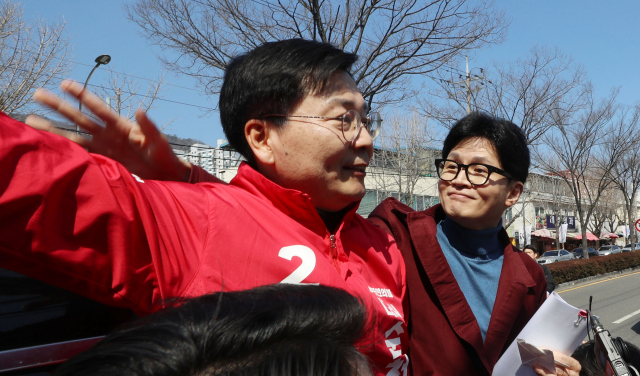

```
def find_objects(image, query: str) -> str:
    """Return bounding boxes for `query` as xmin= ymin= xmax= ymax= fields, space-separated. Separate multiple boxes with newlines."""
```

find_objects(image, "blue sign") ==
xmin=546 ymin=215 xmax=576 ymax=230
xmin=546 ymin=214 xmax=556 ymax=228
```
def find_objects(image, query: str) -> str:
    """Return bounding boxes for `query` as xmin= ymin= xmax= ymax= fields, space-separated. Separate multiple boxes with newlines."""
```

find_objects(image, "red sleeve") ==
xmin=188 ymin=164 xmax=226 ymax=184
xmin=0 ymin=112 xmax=210 ymax=316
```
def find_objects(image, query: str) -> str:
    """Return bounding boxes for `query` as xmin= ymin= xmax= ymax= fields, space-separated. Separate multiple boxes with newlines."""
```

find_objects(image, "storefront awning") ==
xmin=575 ymin=231 xmax=599 ymax=241
xmin=531 ymin=229 xmax=555 ymax=238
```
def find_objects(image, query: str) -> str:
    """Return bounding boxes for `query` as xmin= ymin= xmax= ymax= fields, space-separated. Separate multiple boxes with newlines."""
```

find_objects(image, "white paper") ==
xmin=492 ymin=292 xmax=588 ymax=376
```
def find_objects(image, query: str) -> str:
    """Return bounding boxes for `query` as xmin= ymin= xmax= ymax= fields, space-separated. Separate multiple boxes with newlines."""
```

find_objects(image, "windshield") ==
xmin=543 ymin=251 xmax=559 ymax=257
xmin=599 ymin=246 xmax=611 ymax=250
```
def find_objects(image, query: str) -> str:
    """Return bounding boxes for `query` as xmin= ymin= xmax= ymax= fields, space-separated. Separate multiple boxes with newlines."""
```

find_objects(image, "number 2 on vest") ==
xmin=278 ymin=245 xmax=318 ymax=285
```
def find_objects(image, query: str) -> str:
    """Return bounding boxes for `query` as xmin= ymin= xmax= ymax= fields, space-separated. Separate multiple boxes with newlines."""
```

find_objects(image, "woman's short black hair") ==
xmin=442 ymin=112 xmax=530 ymax=183
xmin=219 ymin=39 xmax=358 ymax=166
xmin=55 ymin=284 xmax=371 ymax=376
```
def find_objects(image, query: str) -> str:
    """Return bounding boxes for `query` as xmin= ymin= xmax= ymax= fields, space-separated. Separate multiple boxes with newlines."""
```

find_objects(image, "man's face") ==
xmin=438 ymin=137 xmax=522 ymax=230
xmin=524 ymin=249 xmax=536 ymax=259
xmin=267 ymin=71 xmax=373 ymax=212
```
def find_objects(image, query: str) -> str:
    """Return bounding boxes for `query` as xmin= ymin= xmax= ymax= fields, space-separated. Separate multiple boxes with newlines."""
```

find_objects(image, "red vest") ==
xmin=0 ymin=112 xmax=409 ymax=375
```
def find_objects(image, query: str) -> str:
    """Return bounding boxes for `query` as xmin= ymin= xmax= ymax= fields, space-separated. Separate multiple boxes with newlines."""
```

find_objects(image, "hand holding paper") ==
xmin=517 ymin=339 xmax=581 ymax=376
xmin=493 ymin=292 xmax=587 ymax=376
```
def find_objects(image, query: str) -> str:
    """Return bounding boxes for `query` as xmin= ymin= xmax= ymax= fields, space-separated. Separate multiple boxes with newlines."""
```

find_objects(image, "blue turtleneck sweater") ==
xmin=436 ymin=217 xmax=504 ymax=342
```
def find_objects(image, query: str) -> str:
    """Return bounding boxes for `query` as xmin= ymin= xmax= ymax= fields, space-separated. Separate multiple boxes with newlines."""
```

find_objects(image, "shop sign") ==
xmin=546 ymin=215 xmax=575 ymax=229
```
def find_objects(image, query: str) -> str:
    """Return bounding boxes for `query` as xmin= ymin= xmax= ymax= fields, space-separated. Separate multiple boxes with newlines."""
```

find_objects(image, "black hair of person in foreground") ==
xmin=571 ymin=339 xmax=640 ymax=376
xmin=54 ymin=284 xmax=372 ymax=376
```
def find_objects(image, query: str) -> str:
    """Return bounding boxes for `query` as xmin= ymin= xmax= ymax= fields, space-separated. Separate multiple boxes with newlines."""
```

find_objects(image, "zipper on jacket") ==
xmin=329 ymin=234 xmax=341 ymax=273
xmin=330 ymin=234 xmax=337 ymax=256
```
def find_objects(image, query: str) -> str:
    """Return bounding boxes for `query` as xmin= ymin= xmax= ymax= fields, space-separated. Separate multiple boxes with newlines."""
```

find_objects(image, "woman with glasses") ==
xmin=370 ymin=112 xmax=579 ymax=376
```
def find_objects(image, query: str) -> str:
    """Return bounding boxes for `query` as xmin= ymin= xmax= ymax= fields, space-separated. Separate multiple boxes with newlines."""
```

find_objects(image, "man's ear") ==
xmin=245 ymin=119 xmax=275 ymax=166
xmin=505 ymin=180 xmax=524 ymax=208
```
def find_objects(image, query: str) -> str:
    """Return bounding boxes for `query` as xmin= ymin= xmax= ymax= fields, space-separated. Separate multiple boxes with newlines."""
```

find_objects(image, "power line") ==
xmin=71 ymin=61 xmax=208 ymax=94
xmin=10 ymin=67 xmax=219 ymax=112
xmin=10 ymin=44 xmax=211 ymax=95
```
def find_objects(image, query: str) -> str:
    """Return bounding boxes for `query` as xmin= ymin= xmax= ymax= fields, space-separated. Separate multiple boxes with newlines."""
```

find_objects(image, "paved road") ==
xmin=557 ymin=270 xmax=640 ymax=349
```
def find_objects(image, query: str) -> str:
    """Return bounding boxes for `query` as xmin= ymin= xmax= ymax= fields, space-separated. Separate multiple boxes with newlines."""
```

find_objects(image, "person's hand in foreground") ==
xmin=533 ymin=350 xmax=581 ymax=376
xmin=27 ymin=80 xmax=192 ymax=182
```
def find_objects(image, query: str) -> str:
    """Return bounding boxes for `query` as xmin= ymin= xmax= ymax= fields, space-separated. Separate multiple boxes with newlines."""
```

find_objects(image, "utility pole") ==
xmin=522 ymin=187 xmax=527 ymax=247
xmin=116 ymin=89 xmax=122 ymax=115
xmin=466 ymin=57 xmax=472 ymax=114
xmin=445 ymin=57 xmax=489 ymax=114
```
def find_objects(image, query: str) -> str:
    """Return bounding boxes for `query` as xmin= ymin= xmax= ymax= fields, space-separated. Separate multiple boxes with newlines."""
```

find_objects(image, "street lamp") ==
xmin=78 ymin=54 xmax=111 ymax=134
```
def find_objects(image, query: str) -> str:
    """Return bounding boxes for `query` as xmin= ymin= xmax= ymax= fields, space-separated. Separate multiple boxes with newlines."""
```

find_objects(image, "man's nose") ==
xmin=451 ymin=166 xmax=472 ymax=186
xmin=352 ymin=124 xmax=374 ymax=158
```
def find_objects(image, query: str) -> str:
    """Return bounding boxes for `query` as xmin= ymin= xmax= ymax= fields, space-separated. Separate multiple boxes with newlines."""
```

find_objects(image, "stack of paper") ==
xmin=493 ymin=292 xmax=589 ymax=376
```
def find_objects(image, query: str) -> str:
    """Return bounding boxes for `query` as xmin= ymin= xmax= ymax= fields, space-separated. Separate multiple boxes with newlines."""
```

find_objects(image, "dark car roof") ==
xmin=0 ymin=268 xmax=134 ymax=372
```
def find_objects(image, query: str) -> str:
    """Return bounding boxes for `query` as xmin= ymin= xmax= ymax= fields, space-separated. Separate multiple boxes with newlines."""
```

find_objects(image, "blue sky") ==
xmin=21 ymin=0 xmax=640 ymax=146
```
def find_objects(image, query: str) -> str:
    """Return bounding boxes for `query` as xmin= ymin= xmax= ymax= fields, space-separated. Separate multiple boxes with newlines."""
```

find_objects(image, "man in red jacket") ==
xmin=23 ymin=52 xmax=579 ymax=376
xmin=0 ymin=39 xmax=408 ymax=375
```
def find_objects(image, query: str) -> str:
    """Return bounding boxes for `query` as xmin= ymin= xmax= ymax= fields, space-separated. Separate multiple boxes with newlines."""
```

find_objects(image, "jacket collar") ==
xmin=406 ymin=204 xmax=537 ymax=370
xmin=229 ymin=162 xmax=358 ymax=236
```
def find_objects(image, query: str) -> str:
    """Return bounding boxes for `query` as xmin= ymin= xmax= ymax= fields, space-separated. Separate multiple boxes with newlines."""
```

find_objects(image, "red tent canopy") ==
xmin=531 ymin=229 xmax=555 ymax=238
xmin=575 ymin=231 xmax=599 ymax=241
xmin=601 ymin=232 xmax=619 ymax=239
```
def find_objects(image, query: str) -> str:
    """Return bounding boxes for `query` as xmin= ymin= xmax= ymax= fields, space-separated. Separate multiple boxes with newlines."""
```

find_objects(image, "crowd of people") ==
xmin=1 ymin=38 xmax=634 ymax=375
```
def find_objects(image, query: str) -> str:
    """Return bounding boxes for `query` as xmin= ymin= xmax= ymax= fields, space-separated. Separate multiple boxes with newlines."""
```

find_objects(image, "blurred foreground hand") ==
xmin=27 ymin=80 xmax=191 ymax=182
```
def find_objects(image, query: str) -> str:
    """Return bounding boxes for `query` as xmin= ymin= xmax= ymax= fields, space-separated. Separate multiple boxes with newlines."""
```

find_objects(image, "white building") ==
xmin=172 ymin=139 xmax=244 ymax=181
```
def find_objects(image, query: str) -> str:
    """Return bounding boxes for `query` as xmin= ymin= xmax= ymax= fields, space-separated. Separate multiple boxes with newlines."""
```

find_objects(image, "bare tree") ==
xmin=125 ymin=0 xmax=508 ymax=109
xmin=0 ymin=0 xmax=71 ymax=114
xmin=522 ymin=172 xmax=574 ymax=248
xmin=368 ymin=113 xmax=438 ymax=208
xmin=534 ymin=86 xmax=631 ymax=259
xmin=608 ymin=105 xmax=640 ymax=249
xmin=587 ymin=186 xmax=622 ymax=240
xmin=424 ymin=46 xmax=587 ymax=145
xmin=93 ymin=67 xmax=167 ymax=123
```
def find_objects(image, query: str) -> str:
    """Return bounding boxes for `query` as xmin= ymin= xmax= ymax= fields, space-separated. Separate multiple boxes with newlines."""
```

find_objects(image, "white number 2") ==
xmin=278 ymin=245 xmax=317 ymax=284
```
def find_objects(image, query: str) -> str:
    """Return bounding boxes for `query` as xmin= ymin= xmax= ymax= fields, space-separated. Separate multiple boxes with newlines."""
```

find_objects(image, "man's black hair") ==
xmin=442 ymin=112 xmax=530 ymax=183
xmin=55 ymin=284 xmax=371 ymax=376
xmin=523 ymin=244 xmax=540 ymax=255
xmin=219 ymin=39 xmax=358 ymax=166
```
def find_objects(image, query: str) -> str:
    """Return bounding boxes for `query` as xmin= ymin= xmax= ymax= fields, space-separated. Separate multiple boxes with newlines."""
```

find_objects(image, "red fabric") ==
xmin=0 ymin=112 xmax=409 ymax=375
xmin=575 ymin=231 xmax=599 ymax=241
xmin=369 ymin=199 xmax=547 ymax=376
xmin=188 ymin=164 xmax=224 ymax=184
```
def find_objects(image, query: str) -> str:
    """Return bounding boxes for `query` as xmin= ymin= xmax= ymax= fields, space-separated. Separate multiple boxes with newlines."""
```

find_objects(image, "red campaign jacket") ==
xmin=0 ymin=112 xmax=409 ymax=376
xmin=369 ymin=199 xmax=547 ymax=376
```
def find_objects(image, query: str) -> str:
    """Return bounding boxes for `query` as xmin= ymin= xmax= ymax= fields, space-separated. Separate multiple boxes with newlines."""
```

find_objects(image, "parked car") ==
xmin=621 ymin=243 xmax=640 ymax=252
xmin=537 ymin=249 xmax=574 ymax=264
xmin=597 ymin=245 xmax=622 ymax=256
xmin=0 ymin=268 xmax=134 ymax=374
xmin=572 ymin=247 xmax=599 ymax=259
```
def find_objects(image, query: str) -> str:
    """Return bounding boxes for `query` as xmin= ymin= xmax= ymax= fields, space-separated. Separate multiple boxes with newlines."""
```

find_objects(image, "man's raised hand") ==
xmin=28 ymin=80 xmax=192 ymax=182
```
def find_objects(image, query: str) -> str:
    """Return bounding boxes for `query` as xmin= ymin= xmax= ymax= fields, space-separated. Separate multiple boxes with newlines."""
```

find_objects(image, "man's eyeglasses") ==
xmin=435 ymin=159 xmax=513 ymax=186
xmin=263 ymin=110 xmax=382 ymax=142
